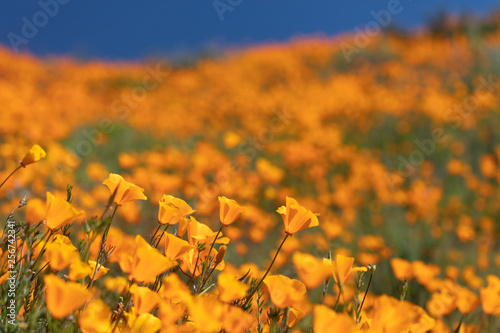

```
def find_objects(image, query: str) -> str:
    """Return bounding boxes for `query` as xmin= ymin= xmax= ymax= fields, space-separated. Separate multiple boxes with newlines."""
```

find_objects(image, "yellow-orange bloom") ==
xmin=79 ymin=298 xmax=112 ymax=333
xmin=217 ymin=272 xmax=249 ymax=303
xmin=68 ymin=261 xmax=93 ymax=281
xmin=218 ymin=196 xmax=246 ymax=226
xmin=44 ymin=274 xmax=89 ymax=319
xmin=390 ymin=258 xmax=414 ymax=281
xmin=480 ymin=275 xmax=500 ymax=316
xmin=102 ymin=173 xmax=147 ymax=206
xmin=44 ymin=235 xmax=80 ymax=271
xmin=326 ymin=254 xmax=367 ymax=286
xmin=263 ymin=275 xmax=306 ymax=308
xmin=371 ymin=295 xmax=435 ymax=333
xmin=221 ymin=304 xmax=256 ymax=333
xmin=292 ymin=251 xmax=331 ymax=289
xmin=88 ymin=260 xmax=109 ymax=280
xmin=130 ymin=284 xmax=162 ymax=315
xmin=130 ymin=235 xmax=177 ymax=283
xmin=104 ymin=276 xmax=130 ymax=294
xmin=187 ymin=295 xmax=224 ymax=333
xmin=159 ymin=274 xmax=191 ymax=303
xmin=456 ymin=286 xmax=480 ymax=314
xmin=164 ymin=232 xmax=193 ymax=260
xmin=158 ymin=194 xmax=195 ymax=225
xmin=277 ymin=197 xmax=319 ymax=235
xmin=287 ymin=307 xmax=304 ymax=328
xmin=130 ymin=313 xmax=162 ymax=333
xmin=45 ymin=192 xmax=84 ymax=229
xmin=20 ymin=144 xmax=46 ymax=167
xmin=314 ymin=305 xmax=357 ymax=332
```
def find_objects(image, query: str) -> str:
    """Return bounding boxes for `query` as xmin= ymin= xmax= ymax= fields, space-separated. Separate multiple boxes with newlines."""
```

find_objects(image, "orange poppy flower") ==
xmin=325 ymin=254 xmax=367 ymax=286
xmin=263 ymin=274 xmax=306 ymax=308
xmin=480 ymin=275 xmax=500 ymax=316
xmin=130 ymin=235 xmax=177 ymax=283
xmin=104 ymin=276 xmax=130 ymax=294
xmin=45 ymin=192 xmax=84 ymax=229
xmin=221 ymin=304 xmax=256 ymax=333
xmin=102 ymin=173 xmax=147 ymax=206
xmin=79 ymin=298 xmax=112 ymax=333
xmin=159 ymin=274 xmax=191 ymax=303
xmin=218 ymin=196 xmax=246 ymax=226
xmin=287 ymin=307 xmax=304 ymax=328
xmin=456 ymin=286 xmax=480 ymax=314
xmin=68 ymin=261 xmax=93 ymax=281
xmin=130 ymin=284 xmax=162 ymax=315
xmin=390 ymin=258 xmax=414 ymax=281
xmin=158 ymin=195 xmax=195 ymax=225
xmin=187 ymin=216 xmax=230 ymax=246
xmin=44 ymin=235 xmax=80 ymax=271
xmin=20 ymin=144 xmax=46 ymax=167
xmin=277 ymin=197 xmax=319 ymax=235
xmin=292 ymin=251 xmax=331 ymax=289
xmin=130 ymin=313 xmax=162 ymax=333
xmin=163 ymin=232 xmax=193 ymax=260
xmin=314 ymin=305 xmax=357 ymax=332
xmin=88 ymin=260 xmax=110 ymax=280
xmin=217 ymin=272 xmax=248 ymax=303
xmin=44 ymin=274 xmax=89 ymax=319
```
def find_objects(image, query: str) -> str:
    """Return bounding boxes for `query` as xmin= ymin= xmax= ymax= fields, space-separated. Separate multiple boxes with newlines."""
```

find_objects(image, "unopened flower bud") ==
xmin=215 ymin=245 xmax=227 ymax=264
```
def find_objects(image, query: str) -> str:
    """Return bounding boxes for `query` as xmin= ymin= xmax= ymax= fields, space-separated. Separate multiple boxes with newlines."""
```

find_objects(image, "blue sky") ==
xmin=0 ymin=1 xmax=498 ymax=60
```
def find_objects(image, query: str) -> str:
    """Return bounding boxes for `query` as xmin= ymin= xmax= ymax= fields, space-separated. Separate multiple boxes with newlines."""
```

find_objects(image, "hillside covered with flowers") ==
xmin=1 ymin=15 xmax=500 ymax=332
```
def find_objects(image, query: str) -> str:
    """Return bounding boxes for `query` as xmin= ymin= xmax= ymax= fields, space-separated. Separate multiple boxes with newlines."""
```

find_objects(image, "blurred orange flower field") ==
xmin=2 ymin=16 xmax=500 ymax=333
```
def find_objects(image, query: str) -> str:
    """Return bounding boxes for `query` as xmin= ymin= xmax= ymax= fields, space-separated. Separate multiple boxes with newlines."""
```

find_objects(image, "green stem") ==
xmin=0 ymin=165 xmax=22 ymax=190
xmin=154 ymin=224 xmax=169 ymax=248
xmin=149 ymin=224 xmax=162 ymax=245
xmin=357 ymin=272 xmax=372 ymax=318
xmin=187 ymin=248 xmax=202 ymax=287
xmin=321 ymin=278 xmax=330 ymax=305
xmin=31 ymin=229 xmax=54 ymax=269
xmin=87 ymin=205 xmax=118 ymax=289
xmin=334 ymin=287 xmax=342 ymax=311
xmin=197 ymin=225 xmax=224 ymax=287
xmin=245 ymin=234 xmax=289 ymax=308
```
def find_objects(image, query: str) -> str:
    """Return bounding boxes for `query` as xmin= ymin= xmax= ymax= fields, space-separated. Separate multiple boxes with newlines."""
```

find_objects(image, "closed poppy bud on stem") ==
xmin=218 ymin=196 xmax=246 ymax=226
xmin=215 ymin=245 xmax=227 ymax=264
xmin=20 ymin=144 xmax=46 ymax=167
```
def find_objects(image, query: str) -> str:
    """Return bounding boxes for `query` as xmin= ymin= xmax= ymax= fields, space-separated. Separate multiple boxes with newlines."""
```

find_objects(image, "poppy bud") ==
xmin=215 ymin=245 xmax=227 ymax=264
xmin=20 ymin=144 xmax=46 ymax=167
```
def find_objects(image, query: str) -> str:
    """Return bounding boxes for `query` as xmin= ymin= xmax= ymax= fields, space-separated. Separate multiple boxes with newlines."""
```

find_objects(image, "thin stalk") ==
xmin=357 ymin=271 xmax=373 ymax=320
xmin=200 ymin=262 xmax=219 ymax=289
xmin=187 ymin=249 xmax=202 ymax=286
xmin=0 ymin=165 xmax=22 ymax=190
xmin=245 ymin=234 xmax=289 ymax=307
xmin=198 ymin=225 xmax=224 ymax=286
xmin=87 ymin=205 xmax=118 ymax=288
xmin=149 ymin=224 xmax=162 ymax=245
xmin=334 ymin=288 xmax=342 ymax=311
xmin=154 ymin=224 xmax=169 ymax=248
xmin=320 ymin=278 xmax=330 ymax=305
xmin=31 ymin=229 xmax=54 ymax=269
xmin=280 ymin=307 xmax=290 ymax=332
